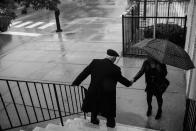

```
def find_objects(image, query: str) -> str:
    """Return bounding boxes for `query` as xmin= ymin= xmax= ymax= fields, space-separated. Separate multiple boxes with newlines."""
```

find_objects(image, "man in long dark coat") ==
xmin=72 ymin=49 xmax=131 ymax=128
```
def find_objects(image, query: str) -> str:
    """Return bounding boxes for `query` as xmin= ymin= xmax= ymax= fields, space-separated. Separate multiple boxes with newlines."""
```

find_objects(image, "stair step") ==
xmin=72 ymin=117 xmax=158 ymax=131
xmin=46 ymin=123 xmax=63 ymax=130
xmin=32 ymin=127 xmax=44 ymax=131
xmin=63 ymin=119 xmax=82 ymax=129
xmin=64 ymin=119 xmax=74 ymax=125
xmin=33 ymin=117 xmax=158 ymax=131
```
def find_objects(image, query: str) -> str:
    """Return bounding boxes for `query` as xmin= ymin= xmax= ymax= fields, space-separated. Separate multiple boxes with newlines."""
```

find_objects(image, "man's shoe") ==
xmin=106 ymin=122 xmax=115 ymax=128
xmin=146 ymin=108 xmax=152 ymax=116
xmin=106 ymin=118 xmax=115 ymax=128
xmin=155 ymin=110 xmax=162 ymax=120
xmin=91 ymin=118 xmax=100 ymax=125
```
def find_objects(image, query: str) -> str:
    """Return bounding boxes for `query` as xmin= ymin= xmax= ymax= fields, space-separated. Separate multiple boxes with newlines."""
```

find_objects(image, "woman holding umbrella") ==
xmin=131 ymin=38 xmax=194 ymax=119
xmin=131 ymin=57 xmax=168 ymax=120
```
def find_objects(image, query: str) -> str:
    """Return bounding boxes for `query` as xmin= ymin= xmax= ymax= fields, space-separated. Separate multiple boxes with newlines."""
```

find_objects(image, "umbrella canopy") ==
xmin=133 ymin=39 xmax=195 ymax=70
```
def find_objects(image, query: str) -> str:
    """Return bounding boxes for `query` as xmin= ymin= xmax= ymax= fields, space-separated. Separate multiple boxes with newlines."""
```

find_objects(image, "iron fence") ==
xmin=126 ymin=0 xmax=188 ymax=17
xmin=0 ymin=79 xmax=86 ymax=130
xmin=138 ymin=0 xmax=188 ymax=17
xmin=122 ymin=15 xmax=187 ymax=56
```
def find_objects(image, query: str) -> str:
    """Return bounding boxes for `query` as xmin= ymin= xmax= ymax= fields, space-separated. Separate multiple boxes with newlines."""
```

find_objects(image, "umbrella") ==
xmin=133 ymin=39 xmax=195 ymax=70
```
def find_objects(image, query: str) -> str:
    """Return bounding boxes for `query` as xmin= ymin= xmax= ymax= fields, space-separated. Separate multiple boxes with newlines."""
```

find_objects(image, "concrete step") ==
xmin=32 ymin=127 xmax=45 ymax=131
xmin=33 ymin=117 xmax=159 ymax=131
xmin=45 ymin=123 xmax=65 ymax=131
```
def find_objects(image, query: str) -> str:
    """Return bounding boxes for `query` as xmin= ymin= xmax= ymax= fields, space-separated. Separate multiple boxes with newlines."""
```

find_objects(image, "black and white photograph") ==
xmin=0 ymin=0 xmax=195 ymax=131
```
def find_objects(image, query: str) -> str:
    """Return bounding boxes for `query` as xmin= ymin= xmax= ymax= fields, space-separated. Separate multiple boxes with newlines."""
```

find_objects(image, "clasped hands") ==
xmin=129 ymin=78 xmax=134 ymax=87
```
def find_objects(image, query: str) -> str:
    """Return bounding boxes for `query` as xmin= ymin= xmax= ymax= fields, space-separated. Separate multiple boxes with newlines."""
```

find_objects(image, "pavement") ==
xmin=0 ymin=0 xmax=186 ymax=131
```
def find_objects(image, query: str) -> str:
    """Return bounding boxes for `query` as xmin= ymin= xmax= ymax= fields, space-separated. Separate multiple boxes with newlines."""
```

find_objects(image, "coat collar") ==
xmin=104 ymin=58 xmax=113 ymax=64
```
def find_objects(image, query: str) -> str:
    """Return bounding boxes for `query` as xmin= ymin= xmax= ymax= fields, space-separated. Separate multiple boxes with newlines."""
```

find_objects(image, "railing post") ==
xmin=6 ymin=80 xmax=22 ymax=126
xmin=81 ymin=86 xmax=86 ymax=119
xmin=122 ymin=14 xmax=125 ymax=56
xmin=184 ymin=15 xmax=187 ymax=48
xmin=167 ymin=0 xmax=171 ymax=17
xmin=64 ymin=85 xmax=71 ymax=115
xmin=73 ymin=86 xmax=79 ymax=113
xmin=48 ymin=84 xmax=56 ymax=117
xmin=68 ymin=85 xmax=75 ymax=113
xmin=143 ymin=0 xmax=147 ymax=19
xmin=0 ymin=93 xmax=13 ymax=128
xmin=26 ymin=82 xmax=38 ymax=122
xmin=53 ymin=84 xmax=64 ymax=126
xmin=17 ymin=81 xmax=31 ymax=124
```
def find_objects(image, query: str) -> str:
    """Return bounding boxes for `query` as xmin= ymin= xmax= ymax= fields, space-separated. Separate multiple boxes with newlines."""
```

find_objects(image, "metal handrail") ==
xmin=0 ymin=79 xmax=86 ymax=130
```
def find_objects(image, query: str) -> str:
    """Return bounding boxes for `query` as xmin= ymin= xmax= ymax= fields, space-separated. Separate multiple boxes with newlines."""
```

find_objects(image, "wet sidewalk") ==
xmin=0 ymin=0 xmax=186 ymax=131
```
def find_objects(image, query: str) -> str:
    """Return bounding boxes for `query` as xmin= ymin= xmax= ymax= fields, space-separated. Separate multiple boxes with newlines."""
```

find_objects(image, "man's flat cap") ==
xmin=107 ymin=49 xmax=119 ymax=57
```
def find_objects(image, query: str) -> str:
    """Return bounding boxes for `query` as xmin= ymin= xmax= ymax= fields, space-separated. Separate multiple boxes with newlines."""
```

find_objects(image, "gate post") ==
xmin=144 ymin=0 xmax=147 ymax=19
xmin=184 ymin=15 xmax=187 ymax=43
xmin=122 ymin=14 xmax=125 ymax=56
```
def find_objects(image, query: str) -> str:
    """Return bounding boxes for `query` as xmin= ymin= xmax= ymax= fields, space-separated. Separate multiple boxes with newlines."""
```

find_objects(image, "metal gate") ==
xmin=137 ymin=0 xmax=188 ymax=17
xmin=123 ymin=0 xmax=188 ymax=56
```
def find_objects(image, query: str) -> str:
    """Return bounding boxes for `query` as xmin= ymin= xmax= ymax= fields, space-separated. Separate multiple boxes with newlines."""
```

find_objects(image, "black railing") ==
xmin=128 ymin=0 xmax=188 ymax=17
xmin=123 ymin=0 xmax=188 ymax=56
xmin=0 ymin=79 xmax=86 ymax=130
xmin=122 ymin=15 xmax=187 ymax=56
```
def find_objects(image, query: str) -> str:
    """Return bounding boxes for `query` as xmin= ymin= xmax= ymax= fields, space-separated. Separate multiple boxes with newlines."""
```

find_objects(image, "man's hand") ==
xmin=129 ymin=80 xmax=133 ymax=87
xmin=129 ymin=78 xmax=134 ymax=87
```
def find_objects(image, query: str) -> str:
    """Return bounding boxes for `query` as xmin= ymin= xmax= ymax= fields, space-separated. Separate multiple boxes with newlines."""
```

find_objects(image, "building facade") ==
xmin=184 ymin=0 xmax=196 ymax=130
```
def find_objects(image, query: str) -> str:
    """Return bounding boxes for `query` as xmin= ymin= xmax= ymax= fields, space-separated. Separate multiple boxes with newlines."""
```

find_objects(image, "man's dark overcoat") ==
xmin=133 ymin=58 xmax=167 ymax=94
xmin=72 ymin=58 xmax=130 ymax=118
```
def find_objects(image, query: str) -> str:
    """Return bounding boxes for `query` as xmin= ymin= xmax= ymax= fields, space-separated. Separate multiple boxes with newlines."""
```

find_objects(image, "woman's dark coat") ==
xmin=72 ymin=58 xmax=130 ymax=118
xmin=133 ymin=58 xmax=167 ymax=94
